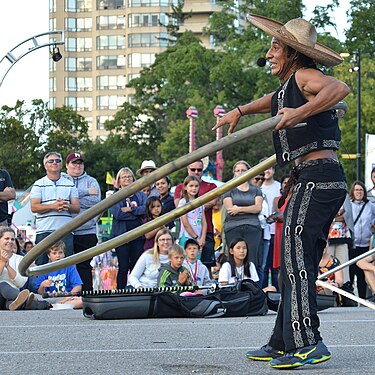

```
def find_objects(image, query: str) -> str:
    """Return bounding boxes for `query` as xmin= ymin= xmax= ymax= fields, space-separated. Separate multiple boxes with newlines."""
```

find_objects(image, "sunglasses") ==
xmin=254 ymin=177 xmax=265 ymax=182
xmin=189 ymin=168 xmax=203 ymax=172
xmin=71 ymin=160 xmax=83 ymax=165
xmin=46 ymin=159 xmax=62 ymax=164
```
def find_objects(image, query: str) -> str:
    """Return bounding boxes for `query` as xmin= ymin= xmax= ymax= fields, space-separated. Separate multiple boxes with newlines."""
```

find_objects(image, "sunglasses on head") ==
xmin=190 ymin=168 xmax=203 ymax=172
xmin=46 ymin=158 xmax=62 ymax=164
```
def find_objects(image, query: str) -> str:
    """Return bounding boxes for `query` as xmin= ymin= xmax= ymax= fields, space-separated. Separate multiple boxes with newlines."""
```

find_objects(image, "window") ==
xmin=96 ymin=115 xmax=113 ymax=130
xmin=96 ymin=0 xmax=124 ymax=9
xmin=97 ymin=75 xmax=126 ymax=89
xmin=65 ymin=0 xmax=92 ymax=12
xmin=66 ymin=37 xmax=92 ymax=52
xmin=65 ymin=97 xmax=93 ymax=111
xmin=49 ymin=59 xmax=56 ymax=72
xmin=128 ymin=0 xmax=171 ymax=7
xmin=66 ymin=17 xmax=92 ymax=32
xmin=97 ymin=55 xmax=125 ymax=69
xmin=127 ymin=94 xmax=135 ymax=105
xmin=49 ymin=18 xmax=56 ymax=31
xmin=85 ymin=116 xmax=93 ymax=131
xmin=128 ymin=13 xmax=168 ymax=27
xmin=49 ymin=0 xmax=56 ymax=12
xmin=128 ymin=33 xmax=168 ymax=47
xmin=66 ymin=77 xmax=93 ymax=91
xmin=49 ymin=77 xmax=56 ymax=92
xmin=97 ymin=95 xmax=125 ymax=110
xmin=66 ymin=57 xmax=92 ymax=71
xmin=49 ymin=97 xmax=56 ymax=109
xmin=127 ymin=73 xmax=140 ymax=83
xmin=97 ymin=35 xmax=125 ymax=50
xmin=77 ymin=37 xmax=92 ymax=51
xmin=97 ymin=15 xmax=125 ymax=30
xmin=128 ymin=53 xmax=155 ymax=68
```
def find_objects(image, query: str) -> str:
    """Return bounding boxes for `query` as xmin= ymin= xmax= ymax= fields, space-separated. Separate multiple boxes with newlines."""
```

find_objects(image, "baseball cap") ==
xmin=66 ymin=152 xmax=84 ymax=163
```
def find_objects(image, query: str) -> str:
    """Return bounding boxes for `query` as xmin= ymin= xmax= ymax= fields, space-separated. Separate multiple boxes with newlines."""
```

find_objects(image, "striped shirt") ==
xmin=30 ymin=175 xmax=79 ymax=233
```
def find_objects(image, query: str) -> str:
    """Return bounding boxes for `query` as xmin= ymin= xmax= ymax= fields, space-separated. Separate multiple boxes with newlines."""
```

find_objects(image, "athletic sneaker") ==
xmin=25 ymin=292 xmax=36 ymax=310
xmin=246 ymin=345 xmax=284 ymax=361
xmin=269 ymin=341 xmax=331 ymax=369
xmin=9 ymin=289 xmax=30 ymax=311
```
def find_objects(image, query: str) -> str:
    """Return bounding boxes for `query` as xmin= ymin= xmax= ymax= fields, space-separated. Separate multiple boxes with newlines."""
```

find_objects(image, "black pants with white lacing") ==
xmin=267 ymin=160 xmax=346 ymax=352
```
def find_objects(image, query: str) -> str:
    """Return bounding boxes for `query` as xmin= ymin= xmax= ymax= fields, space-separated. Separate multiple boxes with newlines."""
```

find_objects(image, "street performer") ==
xmin=213 ymin=14 xmax=350 ymax=369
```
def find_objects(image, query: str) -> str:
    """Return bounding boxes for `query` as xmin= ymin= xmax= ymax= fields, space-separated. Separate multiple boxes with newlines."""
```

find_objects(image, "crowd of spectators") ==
xmin=1 ymin=155 xmax=375 ymax=310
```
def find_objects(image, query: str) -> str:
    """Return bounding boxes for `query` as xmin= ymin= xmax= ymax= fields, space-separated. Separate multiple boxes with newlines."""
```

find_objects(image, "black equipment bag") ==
xmin=82 ymin=280 xmax=268 ymax=320
xmin=153 ymin=279 xmax=268 ymax=318
xmin=266 ymin=291 xmax=337 ymax=312
xmin=83 ymin=294 xmax=155 ymax=320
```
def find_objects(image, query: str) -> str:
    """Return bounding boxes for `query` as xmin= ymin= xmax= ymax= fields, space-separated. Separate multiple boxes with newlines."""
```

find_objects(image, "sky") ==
xmin=0 ymin=0 xmax=351 ymax=108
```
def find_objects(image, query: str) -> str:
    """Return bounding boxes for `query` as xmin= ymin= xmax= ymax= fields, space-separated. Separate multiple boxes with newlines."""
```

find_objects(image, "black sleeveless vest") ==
xmin=271 ymin=73 xmax=341 ymax=167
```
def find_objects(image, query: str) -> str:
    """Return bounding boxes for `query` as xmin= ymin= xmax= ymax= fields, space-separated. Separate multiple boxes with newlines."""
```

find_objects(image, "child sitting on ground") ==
xmin=211 ymin=253 xmax=228 ymax=282
xmin=183 ymin=239 xmax=211 ymax=294
xmin=219 ymin=238 xmax=259 ymax=285
xmin=36 ymin=241 xmax=83 ymax=309
xmin=157 ymin=244 xmax=193 ymax=288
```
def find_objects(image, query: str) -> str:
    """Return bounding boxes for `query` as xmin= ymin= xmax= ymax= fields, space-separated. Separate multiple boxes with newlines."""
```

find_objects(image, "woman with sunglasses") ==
xmin=251 ymin=174 xmax=265 ymax=187
xmin=128 ymin=229 xmax=175 ymax=289
xmin=110 ymin=167 xmax=147 ymax=289
xmin=223 ymin=160 xmax=263 ymax=268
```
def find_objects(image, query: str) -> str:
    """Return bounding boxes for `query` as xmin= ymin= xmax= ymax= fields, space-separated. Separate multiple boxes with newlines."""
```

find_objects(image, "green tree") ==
xmin=0 ymin=100 xmax=92 ymax=189
xmin=335 ymin=55 xmax=375 ymax=183
xmin=0 ymin=101 xmax=41 ymax=188
xmin=346 ymin=0 xmax=375 ymax=56
xmin=42 ymin=105 xmax=90 ymax=154
xmin=331 ymin=0 xmax=375 ymax=184
xmin=110 ymin=0 xmax=348 ymax=182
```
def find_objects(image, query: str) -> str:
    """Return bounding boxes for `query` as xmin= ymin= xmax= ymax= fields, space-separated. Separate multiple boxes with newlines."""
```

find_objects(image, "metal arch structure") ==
xmin=0 ymin=30 xmax=64 ymax=87
xmin=19 ymin=101 xmax=348 ymax=279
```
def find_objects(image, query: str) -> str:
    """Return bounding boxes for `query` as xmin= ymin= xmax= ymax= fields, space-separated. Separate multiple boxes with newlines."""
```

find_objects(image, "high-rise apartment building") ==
xmin=49 ymin=0 xmax=222 ymax=139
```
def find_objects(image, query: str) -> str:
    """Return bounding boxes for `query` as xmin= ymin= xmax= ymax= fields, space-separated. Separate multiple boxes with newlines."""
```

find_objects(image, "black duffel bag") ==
xmin=153 ymin=279 xmax=268 ymax=318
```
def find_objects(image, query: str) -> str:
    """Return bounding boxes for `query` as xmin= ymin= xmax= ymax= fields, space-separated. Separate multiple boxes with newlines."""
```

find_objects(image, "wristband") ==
xmin=236 ymin=106 xmax=244 ymax=116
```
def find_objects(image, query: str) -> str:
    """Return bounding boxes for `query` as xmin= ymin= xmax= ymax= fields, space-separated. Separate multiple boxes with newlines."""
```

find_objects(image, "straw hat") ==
xmin=247 ymin=14 xmax=343 ymax=67
xmin=136 ymin=160 xmax=157 ymax=176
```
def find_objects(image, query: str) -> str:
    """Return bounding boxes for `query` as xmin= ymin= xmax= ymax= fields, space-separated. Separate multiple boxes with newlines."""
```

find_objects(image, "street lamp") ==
xmin=340 ymin=51 xmax=361 ymax=181
xmin=213 ymin=105 xmax=226 ymax=181
xmin=186 ymin=106 xmax=198 ymax=153
xmin=352 ymin=51 xmax=361 ymax=181
xmin=0 ymin=31 xmax=64 ymax=87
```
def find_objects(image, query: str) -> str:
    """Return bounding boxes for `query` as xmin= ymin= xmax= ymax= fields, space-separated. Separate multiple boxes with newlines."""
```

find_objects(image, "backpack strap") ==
xmin=354 ymin=201 xmax=368 ymax=226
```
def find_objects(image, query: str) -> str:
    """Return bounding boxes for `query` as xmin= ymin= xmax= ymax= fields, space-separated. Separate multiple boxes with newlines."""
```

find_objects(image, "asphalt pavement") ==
xmin=1 ymin=305 xmax=373 ymax=374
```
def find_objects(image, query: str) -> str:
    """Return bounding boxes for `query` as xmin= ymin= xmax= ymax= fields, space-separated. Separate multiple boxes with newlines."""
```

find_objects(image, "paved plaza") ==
xmin=1 ymin=305 xmax=374 ymax=374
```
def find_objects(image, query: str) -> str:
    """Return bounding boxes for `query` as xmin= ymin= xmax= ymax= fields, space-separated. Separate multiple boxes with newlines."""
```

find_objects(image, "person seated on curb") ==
xmin=357 ymin=245 xmax=375 ymax=302
xmin=317 ymin=245 xmax=344 ymax=305
xmin=36 ymin=240 xmax=83 ymax=309
xmin=129 ymin=229 xmax=175 ymax=289
xmin=183 ymin=239 xmax=211 ymax=294
xmin=211 ymin=253 xmax=228 ymax=282
xmin=157 ymin=244 xmax=193 ymax=288
xmin=0 ymin=227 xmax=36 ymax=310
